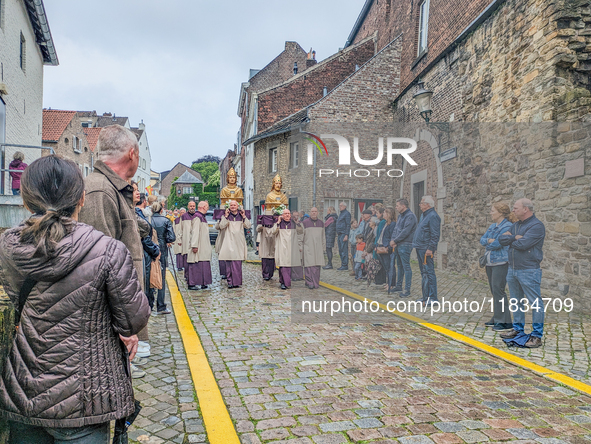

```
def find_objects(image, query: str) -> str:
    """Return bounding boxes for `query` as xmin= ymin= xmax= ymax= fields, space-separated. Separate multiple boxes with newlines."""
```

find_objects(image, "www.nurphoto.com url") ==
xmin=300 ymin=297 xmax=574 ymax=317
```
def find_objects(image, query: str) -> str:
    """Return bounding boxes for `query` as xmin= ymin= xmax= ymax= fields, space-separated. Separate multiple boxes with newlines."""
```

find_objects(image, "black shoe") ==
xmin=525 ymin=336 xmax=542 ymax=348
xmin=187 ymin=285 xmax=200 ymax=290
xmin=228 ymin=285 xmax=239 ymax=289
xmin=220 ymin=275 xmax=227 ymax=280
xmin=337 ymin=266 xmax=348 ymax=271
xmin=484 ymin=318 xmax=495 ymax=327
xmin=201 ymin=285 xmax=208 ymax=290
xmin=254 ymin=251 xmax=259 ymax=255
xmin=500 ymin=329 xmax=520 ymax=339
xmin=493 ymin=323 xmax=513 ymax=331
xmin=280 ymin=284 xmax=288 ymax=290
xmin=399 ymin=291 xmax=411 ymax=298
xmin=322 ymin=265 xmax=333 ymax=270
xmin=177 ymin=268 xmax=183 ymax=271
xmin=390 ymin=286 xmax=403 ymax=292
xmin=264 ymin=277 xmax=271 ymax=281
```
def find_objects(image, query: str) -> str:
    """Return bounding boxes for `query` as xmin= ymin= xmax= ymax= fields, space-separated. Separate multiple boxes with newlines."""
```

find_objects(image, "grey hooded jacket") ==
xmin=0 ymin=222 xmax=150 ymax=427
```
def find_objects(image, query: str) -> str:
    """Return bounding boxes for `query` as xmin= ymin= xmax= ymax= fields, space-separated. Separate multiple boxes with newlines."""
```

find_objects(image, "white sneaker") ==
xmin=131 ymin=363 xmax=146 ymax=378
xmin=131 ymin=356 xmax=148 ymax=366
xmin=136 ymin=348 xmax=150 ymax=358
xmin=138 ymin=341 xmax=151 ymax=349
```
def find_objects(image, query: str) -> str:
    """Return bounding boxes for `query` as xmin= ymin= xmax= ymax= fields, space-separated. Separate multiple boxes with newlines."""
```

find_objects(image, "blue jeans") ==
xmin=395 ymin=245 xmax=412 ymax=292
xmin=416 ymin=249 xmax=437 ymax=302
xmin=507 ymin=267 xmax=544 ymax=338
xmin=354 ymin=262 xmax=363 ymax=279
xmin=9 ymin=421 xmax=109 ymax=443
xmin=11 ymin=189 xmax=20 ymax=196
xmin=337 ymin=233 xmax=348 ymax=268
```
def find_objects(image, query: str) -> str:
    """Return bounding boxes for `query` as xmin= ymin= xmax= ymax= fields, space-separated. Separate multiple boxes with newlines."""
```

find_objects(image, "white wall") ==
xmin=0 ymin=0 xmax=47 ymax=192
xmin=134 ymin=127 xmax=152 ymax=193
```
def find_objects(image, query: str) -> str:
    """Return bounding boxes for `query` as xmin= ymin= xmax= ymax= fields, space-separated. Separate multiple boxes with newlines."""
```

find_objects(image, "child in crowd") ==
xmin=354 ymin=234 xmax=366 ymax=280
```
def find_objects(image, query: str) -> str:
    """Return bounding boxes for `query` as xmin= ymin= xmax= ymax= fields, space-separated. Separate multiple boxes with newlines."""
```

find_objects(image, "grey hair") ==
xmin=517 ymin=198 xmax=534 ymax=212
xmin=13 ymin=151 xmax=25 ymax=161
xmin=339 ymin=201 xmax=347 ymax=208
xmin=421 ymin=195 xmax=435 ymax=207
xmin=370 ymin=216 xmax=379 ymax=224
xmin=152 ymin=202 xmax=163 ymax=214
xmin=97 ymin=125 xmax=139 ymax=161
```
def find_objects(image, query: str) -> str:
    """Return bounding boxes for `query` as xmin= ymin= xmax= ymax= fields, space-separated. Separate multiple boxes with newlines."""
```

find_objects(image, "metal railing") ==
xmin=0 ymin=143 xmax=54 ymax=195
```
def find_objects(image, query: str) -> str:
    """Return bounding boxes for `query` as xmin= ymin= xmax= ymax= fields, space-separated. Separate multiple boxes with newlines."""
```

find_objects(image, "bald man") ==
xmin=302 ymin=207 xmax=326 ymax=289
xmin=499 ymin=198 xmax=546 ymax=348
xmin=179 ymin=201 xmax=201 ymax=287
xmin=218 ymin=200 xmax=251 ymax=288
xmin=185 ymin=201 xmax=213 ymax=290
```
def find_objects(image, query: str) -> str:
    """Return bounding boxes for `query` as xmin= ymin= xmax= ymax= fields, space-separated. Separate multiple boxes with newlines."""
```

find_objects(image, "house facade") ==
xmin=0 ymin=0 xmax=58 ymax=194
xmin=41 ymin=109 xmax=93 ymax=177
xmin=159 ymin=163 xmax=203 ymax=199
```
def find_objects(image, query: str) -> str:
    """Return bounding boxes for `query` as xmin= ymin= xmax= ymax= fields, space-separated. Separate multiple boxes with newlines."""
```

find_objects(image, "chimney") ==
xmin=306 ymin=48 xmax=317 ymax=69
xmin=139 ymin=119 xmax=145 ymax=130
xmin=293 ymin=62 xmax=298 ymax=75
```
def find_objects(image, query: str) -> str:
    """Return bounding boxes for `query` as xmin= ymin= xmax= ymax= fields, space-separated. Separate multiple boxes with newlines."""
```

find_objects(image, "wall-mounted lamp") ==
xmin=412 ymin=80 xmax=449 ymax=133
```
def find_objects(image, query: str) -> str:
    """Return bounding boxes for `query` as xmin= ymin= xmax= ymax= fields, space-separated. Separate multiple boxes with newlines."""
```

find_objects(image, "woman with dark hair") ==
xmin=151 ymin=201 xmax=176 ymax=314
xmin=0 ymin=155 xmax=150 ymax=443
xmin=480 ymin=202 xmax=518 ymax=331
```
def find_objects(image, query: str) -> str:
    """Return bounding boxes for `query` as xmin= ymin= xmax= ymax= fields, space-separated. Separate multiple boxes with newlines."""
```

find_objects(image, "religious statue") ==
xmin=220 ymin=167 xmax=244 ymax=205
xmin=264 ymin=174 xmax=288 ymax=213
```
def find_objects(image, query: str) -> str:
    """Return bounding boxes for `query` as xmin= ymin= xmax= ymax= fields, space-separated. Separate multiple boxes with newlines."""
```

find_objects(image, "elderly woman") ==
xmin=480 ymin=202 xmax=517 ymax=331
xmin=361 ymin=217 xmax=381 ymax=286
xmin=0 ymin=155 xmax=149 ymax=443
xmin=9 ymin=151 xmax=27 ymax=196
xmin=151 ymin=202 xmax=176 ymax=314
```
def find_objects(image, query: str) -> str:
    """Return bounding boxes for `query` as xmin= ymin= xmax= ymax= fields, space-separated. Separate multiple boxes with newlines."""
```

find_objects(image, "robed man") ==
xmin=179 ymin=201 xmax=200 ymax=281
xmin=291 ymin=210 xmax=305 ymax=281
xmin=271 ymin=209 xmax=302 ymax=290
xmin=302 ymin=207 xmax=326 ymax=289
xmin=257 ymin=219 xmax=276 ymax=280
xmin=218 ymin=200 xmax=251 ymax=288
xmin=174 ymin=207 xmax=186 ymax=270
xmin=185 ymin=201 xmax=213 ymax=290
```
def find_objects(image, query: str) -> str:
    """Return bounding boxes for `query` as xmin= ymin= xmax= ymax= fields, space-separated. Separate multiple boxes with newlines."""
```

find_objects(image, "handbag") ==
xmin=375 ymin=246 xmax=389 ymax=254
xmin=479 ymin=254 xmax=487 ymax=268
xmin=150 ymin=254 xmax=163 ymax=289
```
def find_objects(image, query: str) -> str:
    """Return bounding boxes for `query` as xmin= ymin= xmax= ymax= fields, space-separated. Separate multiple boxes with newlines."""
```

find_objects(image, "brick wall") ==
xmin=257 ymin=37 xmax=376 ymax=132
xmin=350 ymin=0 xmax=494 ymax=92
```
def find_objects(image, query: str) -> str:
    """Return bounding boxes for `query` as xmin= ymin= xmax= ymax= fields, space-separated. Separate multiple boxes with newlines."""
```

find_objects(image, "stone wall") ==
xmin=388 ymin=0 xmax=591 ymax=300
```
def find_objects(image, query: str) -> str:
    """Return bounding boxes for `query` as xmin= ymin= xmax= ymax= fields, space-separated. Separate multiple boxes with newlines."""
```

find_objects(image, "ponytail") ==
xmin=493 ymin=202 xmax=518 ymax=224
xmin=19 ymin=156 xmax=84 ymax=257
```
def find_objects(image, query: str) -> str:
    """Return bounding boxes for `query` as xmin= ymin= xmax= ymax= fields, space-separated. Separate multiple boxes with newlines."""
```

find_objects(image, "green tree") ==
xmin=208 ymin=169 xmax=220 ymax=187
xmin=191 ymin=161 xmax=218 ymax=184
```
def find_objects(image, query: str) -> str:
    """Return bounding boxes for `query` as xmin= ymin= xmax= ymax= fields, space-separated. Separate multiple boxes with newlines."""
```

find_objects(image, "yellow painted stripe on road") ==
xmin=245 ymin=260 xmax=591 ymax=395
xmin=166 ymin=271 xmax=240 ymax=444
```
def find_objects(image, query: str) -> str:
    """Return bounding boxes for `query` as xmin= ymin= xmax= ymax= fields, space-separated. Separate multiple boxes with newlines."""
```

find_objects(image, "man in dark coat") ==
xmin=336 ymin=202 xmax=352 ymax=270
xmin=323 ymin=207 xmax=338 ymax=269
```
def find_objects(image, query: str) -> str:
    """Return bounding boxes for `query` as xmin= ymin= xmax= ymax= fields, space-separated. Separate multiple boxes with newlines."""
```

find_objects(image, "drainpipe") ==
xmin=312 ymin=144 xmax=317 ymax=207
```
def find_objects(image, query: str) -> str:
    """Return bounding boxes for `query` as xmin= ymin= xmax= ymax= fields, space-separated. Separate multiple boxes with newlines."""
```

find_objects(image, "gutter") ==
xmin=344 ymin=0 xmax=374 ymax=48
xmin=30 ymin=0 xmax=59 ymax=65
xmin=243 ymin=113 xmax=309 ymax=146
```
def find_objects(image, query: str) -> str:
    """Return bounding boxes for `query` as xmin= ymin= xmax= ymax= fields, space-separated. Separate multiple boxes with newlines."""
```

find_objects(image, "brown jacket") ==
xmin=0 ymin=223 xmax=150 ymax=427
xmin=79 ymin=161 xmax=144 ymax=287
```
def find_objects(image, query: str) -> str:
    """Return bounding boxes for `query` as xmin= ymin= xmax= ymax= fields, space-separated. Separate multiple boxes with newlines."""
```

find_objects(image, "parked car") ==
xmin=206 ymin=210 xmax=218 ymax=244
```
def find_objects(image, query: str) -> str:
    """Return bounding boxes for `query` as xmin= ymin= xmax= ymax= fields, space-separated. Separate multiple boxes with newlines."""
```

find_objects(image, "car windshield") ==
xmin=205 ymin=212 xmax=215 ymax=222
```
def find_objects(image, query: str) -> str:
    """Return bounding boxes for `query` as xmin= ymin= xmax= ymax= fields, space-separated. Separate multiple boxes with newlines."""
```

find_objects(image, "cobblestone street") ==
xmin=142 ymin=254 xmax=591 ymax=444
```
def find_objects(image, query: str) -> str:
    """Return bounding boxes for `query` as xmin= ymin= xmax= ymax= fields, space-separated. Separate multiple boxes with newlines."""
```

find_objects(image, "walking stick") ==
xmin=169 ymin=248 xmax=180 ymax=290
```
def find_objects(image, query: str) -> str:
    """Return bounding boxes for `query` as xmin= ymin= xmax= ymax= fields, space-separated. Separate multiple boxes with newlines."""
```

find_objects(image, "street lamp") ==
xmin=412 ymin=81 xmax=433 ymax=123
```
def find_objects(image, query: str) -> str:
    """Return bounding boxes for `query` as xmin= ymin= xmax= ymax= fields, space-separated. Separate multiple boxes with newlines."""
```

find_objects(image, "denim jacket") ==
xmin=390 ymin=208 xmax=417 ymax=246
xmin=412 ymin=208 xmax=441 ymax=251
xmin=479 ymin=219 xmax=512 ymax=265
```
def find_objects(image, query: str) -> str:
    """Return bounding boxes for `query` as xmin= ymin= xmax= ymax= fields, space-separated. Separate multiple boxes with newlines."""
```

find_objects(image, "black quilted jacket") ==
xmin=0 ymin=222 xmax=150 ymax=427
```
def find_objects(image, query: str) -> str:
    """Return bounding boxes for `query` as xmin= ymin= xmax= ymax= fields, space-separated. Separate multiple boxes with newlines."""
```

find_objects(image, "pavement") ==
xmin=128 ymin=252 xmax=591 ymax=444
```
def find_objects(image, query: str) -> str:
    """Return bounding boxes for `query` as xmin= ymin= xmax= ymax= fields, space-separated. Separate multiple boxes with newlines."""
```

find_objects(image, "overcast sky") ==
xmin=42 ymin=0 xmax=364 ymax=172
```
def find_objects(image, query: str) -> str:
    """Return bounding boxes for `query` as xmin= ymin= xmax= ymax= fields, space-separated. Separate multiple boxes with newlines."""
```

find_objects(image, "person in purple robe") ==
xmin=185 ymin=201 xmax=213 ymax=290
xmin=271 ymin=209 xmax=302 ymax=290
xmin=291 ymin=210 xmax=305 ymax=281
xmin=178 ymin=201 xmax=200 ymax=285
xmin=218 ymin=200 xmax=251 ymax=288
xmin=302 ymin=207 xmax=326 ymax=289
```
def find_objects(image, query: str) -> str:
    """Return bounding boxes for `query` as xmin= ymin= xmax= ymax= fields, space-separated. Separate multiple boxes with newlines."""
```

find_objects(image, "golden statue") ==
xmin=264 ymin=174 xmax=288 ymax=213
xmin=220 ymin=167 xmax=244 ymax=205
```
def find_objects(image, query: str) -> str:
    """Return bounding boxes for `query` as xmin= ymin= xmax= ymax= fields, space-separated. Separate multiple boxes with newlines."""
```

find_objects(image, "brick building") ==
xmin=0 ymin=0 xmax=58 ymax=194
xmin=42 ymin=109 xmax=93 ymax=177
xmin=158 ymin=163 xmax=203 ymax=199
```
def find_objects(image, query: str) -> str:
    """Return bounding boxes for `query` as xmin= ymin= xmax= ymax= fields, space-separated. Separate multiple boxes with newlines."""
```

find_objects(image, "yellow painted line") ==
xmin=166 ymin=271 xmax=240 ymax=444
xmin=245 ymin=260 xmax=591 ymax=395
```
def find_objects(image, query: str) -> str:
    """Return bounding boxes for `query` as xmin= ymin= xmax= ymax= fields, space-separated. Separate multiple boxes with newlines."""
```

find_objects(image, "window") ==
xmin=418 ymin=0 xmax=430 ymax=56
xmin=182 ymin=186 xmax=192 ymax=194
xmin=84 ymin=165 xmax=89 ymax=177
xmin=19 ymin=32 xmax=26 ymax=72
xmin=142 ymin=159 xmax=146 ymax=170
xmin=269 ymin=147 xmax=277 ymax=173
xmin=73 ymin=136 xmax=81 ymax=153
xmin=81 ymin=122 xmax=90 ymax=128
xmin=289 ymin=142 xmax=299 ymax=169
xmin=289 ymin=197 xmax=298 ymax=211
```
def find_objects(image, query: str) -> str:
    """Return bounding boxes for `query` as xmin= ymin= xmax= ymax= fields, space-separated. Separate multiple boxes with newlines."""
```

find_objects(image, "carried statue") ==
xmin=264 ymin=174 xmax=288 ymax=214
xmin=220 ymin=167 xmax=244 ymax=206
